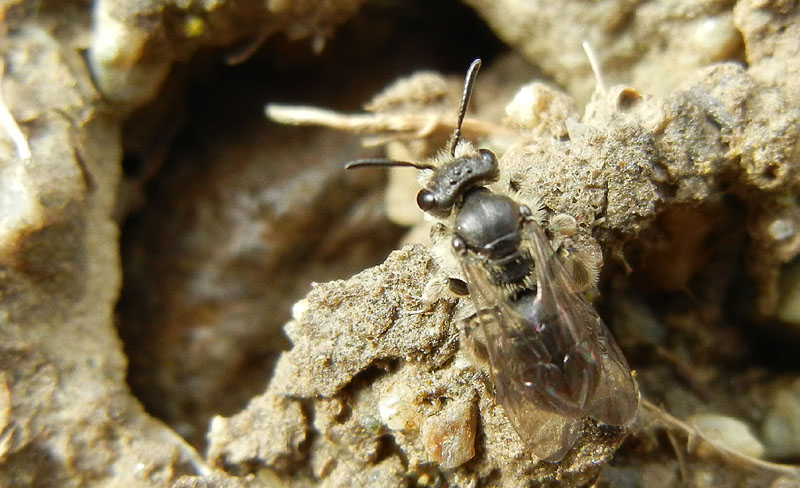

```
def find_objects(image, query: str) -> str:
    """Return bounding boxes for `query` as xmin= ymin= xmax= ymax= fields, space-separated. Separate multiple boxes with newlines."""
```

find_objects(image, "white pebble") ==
xmin=688 ymin=413 xmax=764 ymax=458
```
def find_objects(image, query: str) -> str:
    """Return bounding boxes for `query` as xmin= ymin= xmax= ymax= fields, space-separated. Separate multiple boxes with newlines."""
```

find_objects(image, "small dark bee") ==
xmin=346 ymin=59 xmax=638 ymax=462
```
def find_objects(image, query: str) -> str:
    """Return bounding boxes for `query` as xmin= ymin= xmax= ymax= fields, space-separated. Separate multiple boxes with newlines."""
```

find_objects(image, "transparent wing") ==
xmin=461 ymin=254 xmax=584 ymax=461
xmin=457 ymin=219 xmax=638 ymax=460
xmin=522 ymin=219 xmax=638 ymax=426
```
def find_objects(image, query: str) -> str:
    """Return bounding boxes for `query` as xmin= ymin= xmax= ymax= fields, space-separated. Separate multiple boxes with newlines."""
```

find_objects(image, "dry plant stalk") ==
xmin=265 ymin=104 xmax=510 ymax=145
xmin=641 ymin=399 xmax=800 ymax=484
xmin=0 ymin=59 xmax=31 ymax=162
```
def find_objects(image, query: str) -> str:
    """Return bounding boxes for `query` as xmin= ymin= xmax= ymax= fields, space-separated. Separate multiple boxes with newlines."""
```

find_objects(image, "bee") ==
xmin=346 ymin=59 xmax=638 ymax=462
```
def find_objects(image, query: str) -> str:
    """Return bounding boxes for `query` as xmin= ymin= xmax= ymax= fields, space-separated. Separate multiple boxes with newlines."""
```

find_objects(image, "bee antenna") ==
xmin=449 ymin=58 xmax=482 ymax=157
xmin=345 ymin=159 xmax=435 ymax=171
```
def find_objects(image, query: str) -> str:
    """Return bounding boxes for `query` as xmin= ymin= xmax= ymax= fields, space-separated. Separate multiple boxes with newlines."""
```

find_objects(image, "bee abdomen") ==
xmin=486 ymin=250 xmax=534 ymax=288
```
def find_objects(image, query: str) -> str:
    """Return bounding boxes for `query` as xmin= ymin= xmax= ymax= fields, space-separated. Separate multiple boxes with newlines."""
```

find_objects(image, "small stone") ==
xmin=688 ymin=413 xmax=764 ymax=459
xmin=691 ymin=13 xmax=740 ymax=63
xmin=88 ymin=0 xmax=171 ymax=105
xmin=761 ymin=382 xmax=800 ymax=459
xmin=421 ymin=398 xmax=477 ymax=468
xmin=504 ymin=82 xmax=577 ymax=138
xmin=378 ymin=382 xmax=419 ymax=431
xmin=768 ymin=218 xmax=795 ymax=242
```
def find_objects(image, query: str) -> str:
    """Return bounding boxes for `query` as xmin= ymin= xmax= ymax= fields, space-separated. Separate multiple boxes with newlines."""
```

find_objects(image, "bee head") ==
xmin=416 ymin=148 xmax=498 ymax=216
xmin=346 ymin=59 xmax=492 ymax=218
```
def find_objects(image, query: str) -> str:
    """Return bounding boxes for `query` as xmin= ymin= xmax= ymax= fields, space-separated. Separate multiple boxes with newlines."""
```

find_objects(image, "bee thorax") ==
xmin=454 ymin=189 xmax=522 ymax=258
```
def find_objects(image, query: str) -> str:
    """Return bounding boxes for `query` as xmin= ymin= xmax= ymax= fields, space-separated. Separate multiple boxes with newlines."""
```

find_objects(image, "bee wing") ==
xmin=457 ymin=219 xmax=638 ymax=460
xmin=522 ymin=219 xmax=639 ymax=427
xmin=459 ymin=250 xmax=585 ymax=462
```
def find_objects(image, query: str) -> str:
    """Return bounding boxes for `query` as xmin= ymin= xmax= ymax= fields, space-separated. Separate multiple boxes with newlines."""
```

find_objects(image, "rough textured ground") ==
xmin=1 ymin=0 xmax=800 ymax=487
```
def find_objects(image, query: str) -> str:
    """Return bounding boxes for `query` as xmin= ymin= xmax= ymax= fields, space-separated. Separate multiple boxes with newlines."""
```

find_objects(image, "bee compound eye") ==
xmin=452 ymin=235 xmax=466 ymax=253
xmin=417 ymin=190 xmax=436 ymax=211
xmin=478 ymin=148 xmax=496 ymax=163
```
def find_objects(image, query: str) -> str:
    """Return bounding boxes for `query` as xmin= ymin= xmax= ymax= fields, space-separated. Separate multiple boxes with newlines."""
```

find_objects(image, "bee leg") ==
xmin=457 ymin=313 xmax=489 ymax=363
xmin=404 ymin=275 xmax=465 ymax=316
xmin=558 ymin=240 xmax=601 ymax=292
xmin=457 ymin=312 xmax=479 ymax=336
xmin=456 ymin=313 xmax=495 ymax=395
xmin=547 ymin=212 xmax=578 ymax=249
xmin=548 ymin=213 xmax=603 ymax=291
xmin=420 ymin=274 xmax=469 ymax=303
xmin=447 ymin=277 xmax=469 ymax=296
xmin=457 ymin=313 xmax=482 ymax=360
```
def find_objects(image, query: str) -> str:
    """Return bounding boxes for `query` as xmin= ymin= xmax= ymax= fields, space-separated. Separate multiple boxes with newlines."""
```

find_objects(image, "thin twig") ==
xmin=265 ymin=104 xmax=509 ymax=140
xmin=641 ymin=399 xmax=800 ymax=481
xmin=582 ymin=40 xmax=606 ymax=95
xmin=0 ymin=59 xmax=32 ymax=162
xmin=665 ymin=427 xmax=692 ymax=486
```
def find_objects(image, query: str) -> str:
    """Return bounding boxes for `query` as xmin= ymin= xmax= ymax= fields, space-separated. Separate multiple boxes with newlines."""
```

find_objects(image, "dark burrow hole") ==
xmin=761 ymin=163 xmax=779 ymax=181
xmin=115 ymin=0 xmax=506 ymax=450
